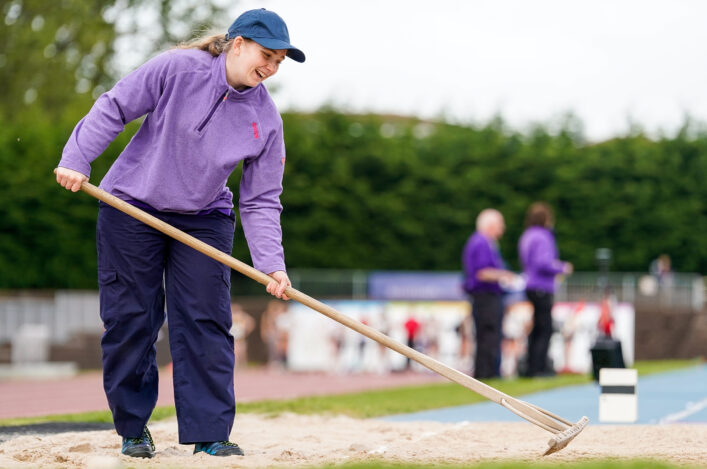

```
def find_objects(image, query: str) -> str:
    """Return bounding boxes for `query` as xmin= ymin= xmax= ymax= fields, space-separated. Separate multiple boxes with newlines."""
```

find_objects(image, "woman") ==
xmin=55 ymin=8 xmax=304 ymax=458
xmin=518 ymin=202 xmax=573 ymax=377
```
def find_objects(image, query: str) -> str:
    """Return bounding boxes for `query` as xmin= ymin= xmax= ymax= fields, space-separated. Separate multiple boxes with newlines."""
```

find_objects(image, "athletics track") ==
xmin=385 ymin=364 xmax=707 ymax=424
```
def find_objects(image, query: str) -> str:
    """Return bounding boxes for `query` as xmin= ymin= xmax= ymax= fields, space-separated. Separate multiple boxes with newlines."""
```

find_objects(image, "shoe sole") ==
xmin=194 ymin=450 xmax=244 ymax=456
xmin=123 ymin=450 xmax=155 ymax=458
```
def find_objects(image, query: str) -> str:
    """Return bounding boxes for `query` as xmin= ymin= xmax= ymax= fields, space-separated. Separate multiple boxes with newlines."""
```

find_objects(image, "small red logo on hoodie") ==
xmin=252 ymin=122 xmax=259 ymax=139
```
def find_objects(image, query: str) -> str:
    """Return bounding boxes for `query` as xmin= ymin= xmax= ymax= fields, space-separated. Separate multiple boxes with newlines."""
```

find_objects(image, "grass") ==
xmin=313 ymin=461 xmax=705 ymax=469
xmin=238 ymin=358 xmax=702 ymax=418
xmin=0 ymin=359 xmax=700 ymax=427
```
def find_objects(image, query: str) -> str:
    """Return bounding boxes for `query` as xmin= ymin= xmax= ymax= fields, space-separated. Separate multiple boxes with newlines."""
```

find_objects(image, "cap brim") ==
xmin=250 ymin=37 xmax=306 ymax=63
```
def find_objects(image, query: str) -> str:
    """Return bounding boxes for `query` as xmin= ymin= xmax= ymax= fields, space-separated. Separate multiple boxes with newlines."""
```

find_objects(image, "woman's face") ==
xmin=227 ymin=37 xmax=287 ymax=90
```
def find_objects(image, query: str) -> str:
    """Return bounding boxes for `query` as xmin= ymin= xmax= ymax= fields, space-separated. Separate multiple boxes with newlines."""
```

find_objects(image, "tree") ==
xmin=108 ymin=0 xmax=229 ymax=76
xmin=0 ymin=0 xmax=231 ymax=122
xmin=0 ymin=0 xmax=116 ymax=121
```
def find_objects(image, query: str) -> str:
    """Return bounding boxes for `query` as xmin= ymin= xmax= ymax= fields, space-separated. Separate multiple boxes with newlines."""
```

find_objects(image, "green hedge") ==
xmin=277 ymin=111 xmax=706 ymax=274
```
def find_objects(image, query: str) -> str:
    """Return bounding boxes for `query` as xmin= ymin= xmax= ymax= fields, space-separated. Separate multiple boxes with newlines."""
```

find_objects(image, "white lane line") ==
xmin=658 ymin=397 xmax=707 ymax=424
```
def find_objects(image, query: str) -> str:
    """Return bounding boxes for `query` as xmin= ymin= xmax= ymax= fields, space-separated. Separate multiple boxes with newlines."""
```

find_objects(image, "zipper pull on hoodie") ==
xmin=223 ymin=90 xmax=230 ymax=102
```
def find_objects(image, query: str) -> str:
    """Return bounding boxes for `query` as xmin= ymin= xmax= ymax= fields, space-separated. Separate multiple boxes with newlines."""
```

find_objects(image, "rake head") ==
xmin=500 ymin=397 xmax=589 ymax=456
xmin=543 ymin=416 xmax=589 ymax=456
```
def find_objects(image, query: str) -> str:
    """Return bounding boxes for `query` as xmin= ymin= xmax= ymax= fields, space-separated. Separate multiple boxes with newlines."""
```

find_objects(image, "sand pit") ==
xmin=0 ymin=414 xmax=705 ymax=468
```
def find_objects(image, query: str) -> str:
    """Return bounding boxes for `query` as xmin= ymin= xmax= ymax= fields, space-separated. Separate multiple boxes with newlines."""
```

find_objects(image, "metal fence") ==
xmin=556 ymin=272 xmax=705 ymax=312
xmin=0 ymin=270 xmax=704 ymax=346
xmin=0 ymin=291 xmax=102 ymax=344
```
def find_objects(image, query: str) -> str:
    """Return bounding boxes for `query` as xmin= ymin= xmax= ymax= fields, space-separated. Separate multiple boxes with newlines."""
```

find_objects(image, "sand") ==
xmin=0 ymin=414 xmax=705 ymax=468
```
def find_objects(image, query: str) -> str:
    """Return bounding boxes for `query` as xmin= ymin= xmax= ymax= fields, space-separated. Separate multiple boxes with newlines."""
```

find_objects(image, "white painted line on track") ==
xmin=658 ymin=397 xmax=707 ymax=424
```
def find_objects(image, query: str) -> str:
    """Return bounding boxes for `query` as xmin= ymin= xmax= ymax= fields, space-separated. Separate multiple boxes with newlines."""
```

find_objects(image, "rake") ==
xmin=79 ymin=181 xmax=588 ymax=456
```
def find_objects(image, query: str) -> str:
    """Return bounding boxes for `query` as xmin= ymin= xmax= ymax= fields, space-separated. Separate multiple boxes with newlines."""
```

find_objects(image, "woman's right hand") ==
xmin=54 ymin=167 xmax=88 ymax=192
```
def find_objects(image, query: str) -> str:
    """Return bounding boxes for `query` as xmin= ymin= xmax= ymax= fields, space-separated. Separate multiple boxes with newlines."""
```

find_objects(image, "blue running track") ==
xmin=384 ymin=364 xmax=707 ymax=425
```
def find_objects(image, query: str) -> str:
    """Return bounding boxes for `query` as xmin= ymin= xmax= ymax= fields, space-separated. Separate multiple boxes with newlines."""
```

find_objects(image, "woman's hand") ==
xmin=266 ymin=270 xmax=291 ymax=300
xmin=54 ymin=167 xmax=88 ymax=192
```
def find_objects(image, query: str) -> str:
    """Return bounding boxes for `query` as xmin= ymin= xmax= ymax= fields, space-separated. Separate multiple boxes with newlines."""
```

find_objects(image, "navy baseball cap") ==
xmin=226 ymin=9 xmax=305 ymax=63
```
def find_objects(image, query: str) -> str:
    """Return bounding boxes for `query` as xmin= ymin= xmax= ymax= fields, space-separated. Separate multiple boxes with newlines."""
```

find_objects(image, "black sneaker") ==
xmin=121 ymin=426 xmax=155 ymax=458
xmin=193 ymin=441 xmax=244 ymax=456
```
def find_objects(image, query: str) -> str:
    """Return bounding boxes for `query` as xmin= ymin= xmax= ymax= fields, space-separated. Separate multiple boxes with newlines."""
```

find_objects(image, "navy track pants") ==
xmin=96 ymin=202 xmax=236 ymax=444
xmin=470 ymin=291 xmax=503 ymax=379
xmin=526 ymin=289 xmax=554 ymax=376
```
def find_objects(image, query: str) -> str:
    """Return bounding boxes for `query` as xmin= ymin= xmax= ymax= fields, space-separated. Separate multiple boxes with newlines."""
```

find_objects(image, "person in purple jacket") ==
xmin=54 ymin=9 xmax=304 ymax=458
xmin=518 ymin=202 xmax=573 ymax=377
xmin=462 ymin=209 xmax=517 ymax=379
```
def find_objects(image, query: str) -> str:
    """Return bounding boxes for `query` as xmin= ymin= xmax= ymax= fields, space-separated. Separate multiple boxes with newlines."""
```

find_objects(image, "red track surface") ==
xmin=0 ymin=368 xmax=444 ymax=420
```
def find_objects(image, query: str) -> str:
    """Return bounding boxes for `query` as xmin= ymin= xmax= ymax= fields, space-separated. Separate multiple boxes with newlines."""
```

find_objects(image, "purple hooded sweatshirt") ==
xmin=518 ymin=226 xmax=566 ymax=293
xmin=58 ymin=49 xmax=286 ymax=274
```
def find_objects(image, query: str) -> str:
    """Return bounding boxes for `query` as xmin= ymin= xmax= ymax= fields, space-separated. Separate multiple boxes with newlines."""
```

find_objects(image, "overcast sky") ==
xmin=136 ymin=0 xmax=707 ymax=141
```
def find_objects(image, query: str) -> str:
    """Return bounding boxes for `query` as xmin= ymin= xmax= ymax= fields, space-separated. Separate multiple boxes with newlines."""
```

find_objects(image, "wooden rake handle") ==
xmin=80 ymin=181 xmax=584 ymax=444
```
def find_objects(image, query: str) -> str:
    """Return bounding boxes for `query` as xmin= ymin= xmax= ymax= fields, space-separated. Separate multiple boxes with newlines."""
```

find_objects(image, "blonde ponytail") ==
xmin=178 ymin=34 xmax=233 ymax=57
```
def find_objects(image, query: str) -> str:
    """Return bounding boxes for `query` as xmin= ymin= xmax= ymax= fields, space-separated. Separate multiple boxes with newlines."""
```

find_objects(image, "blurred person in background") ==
xmin=403 ymin=315 xmax=421 ymax=370
xmin=260 ymin=299 xmax=290 ymax=369
xmin=462 ymin=209 xmax=517 ymax=379
xmin=650 ymin=253 xmax=674 ymax=289
xmin=230 ymin=303 xmax=255 ymax=369
xmin=518 ymin=202 xmax=573 ymax=377
xmin=54 ymin=8 xmax=304 ymax=458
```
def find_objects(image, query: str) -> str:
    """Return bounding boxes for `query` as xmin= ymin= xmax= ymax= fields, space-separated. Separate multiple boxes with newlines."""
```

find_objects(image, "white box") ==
xmin=599 ymin=368 xmax=638 ymax=423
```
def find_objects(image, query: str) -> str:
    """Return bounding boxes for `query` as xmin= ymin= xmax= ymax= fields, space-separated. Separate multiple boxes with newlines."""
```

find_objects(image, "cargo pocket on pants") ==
xmin=97 ymin=269 xmax=121 ymax=323
xmin=98 ymin=269 xmax=118 ymax=286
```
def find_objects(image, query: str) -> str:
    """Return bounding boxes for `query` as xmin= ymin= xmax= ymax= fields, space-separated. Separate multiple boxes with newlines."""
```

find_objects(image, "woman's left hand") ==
xmin=266 ymin=270 xmax=291 ymax=300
